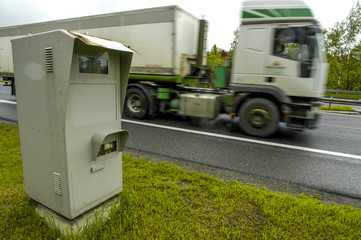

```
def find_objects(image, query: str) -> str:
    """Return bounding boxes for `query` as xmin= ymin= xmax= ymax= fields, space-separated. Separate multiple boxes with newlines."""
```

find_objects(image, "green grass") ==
xmin=320 ymin=105 xmax=355 ymax=111
xmin=324 ymin=92 xmax=361 ymax=100
xmin=1 ymin=124 xmax=361 ymax=239
xmin=0 ymin=124 xmax=60 ymax=239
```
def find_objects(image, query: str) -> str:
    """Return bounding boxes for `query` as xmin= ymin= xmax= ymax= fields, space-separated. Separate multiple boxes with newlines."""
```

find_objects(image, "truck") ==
xmin=0 ymin=0 xmax=328 ymax=137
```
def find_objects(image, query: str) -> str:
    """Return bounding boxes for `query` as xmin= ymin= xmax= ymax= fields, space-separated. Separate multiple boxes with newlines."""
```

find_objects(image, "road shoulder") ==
xmin=125 ymin=148 xmax=361 ymax=208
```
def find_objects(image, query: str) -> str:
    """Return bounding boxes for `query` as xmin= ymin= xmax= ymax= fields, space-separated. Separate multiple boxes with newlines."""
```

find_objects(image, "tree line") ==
xmin=323 ymin=1 xmax=361 ymax=91
xmin=207 ymin=1 xmax=361 ymax=91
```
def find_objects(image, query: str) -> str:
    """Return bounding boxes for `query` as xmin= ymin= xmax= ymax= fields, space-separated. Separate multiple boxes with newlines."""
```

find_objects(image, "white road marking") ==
xmin=321 ymin=112 xmax=361 ymax=118
xmin=123 ymin=119 xmax=361 ymax=162
xmin=321 ymin=123 xmax=361 ymax=131
xmin=0 ymin=99 xmax=17 ymax=105
xmin=1 ymin=99 xmax=359 ymax=160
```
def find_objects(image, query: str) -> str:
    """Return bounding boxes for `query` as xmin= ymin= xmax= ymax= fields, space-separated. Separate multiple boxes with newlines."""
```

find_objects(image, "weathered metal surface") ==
xmin=68 ymin=31 xmax=135 ymax=53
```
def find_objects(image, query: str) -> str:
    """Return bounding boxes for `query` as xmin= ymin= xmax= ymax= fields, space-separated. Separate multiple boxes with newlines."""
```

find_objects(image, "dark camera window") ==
xmin=79 ymin=56 xmax=108 ymax=74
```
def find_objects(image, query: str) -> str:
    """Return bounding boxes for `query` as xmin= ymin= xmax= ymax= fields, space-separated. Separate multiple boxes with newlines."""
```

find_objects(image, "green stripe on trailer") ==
xmin=243 ymin=8 xmax=313 ymax=19
xmin=129 ymin=74 xmax=182 ymax=83
xmin=254 ymin=9 xmax=278 ymax=17
xmin=276 ymin=8 xmax=313 ymax=17
xmin=242 ymin=11 xmax=263 ymax=19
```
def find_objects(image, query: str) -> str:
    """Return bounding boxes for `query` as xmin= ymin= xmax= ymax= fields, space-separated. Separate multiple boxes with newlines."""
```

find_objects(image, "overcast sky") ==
xmin=0 ymin=0 xmax=358 ymax=50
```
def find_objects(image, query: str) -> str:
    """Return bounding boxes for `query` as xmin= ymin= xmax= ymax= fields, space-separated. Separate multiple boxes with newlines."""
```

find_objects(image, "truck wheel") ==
xmin=238 ymin=98 xmax=279 ymax=137
xmin=125 ymin=88 xmax=148 ymax=119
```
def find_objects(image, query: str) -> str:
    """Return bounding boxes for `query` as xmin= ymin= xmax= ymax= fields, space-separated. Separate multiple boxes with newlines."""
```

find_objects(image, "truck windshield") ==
xmin=273 ymin=25 xmax=321 ymax=78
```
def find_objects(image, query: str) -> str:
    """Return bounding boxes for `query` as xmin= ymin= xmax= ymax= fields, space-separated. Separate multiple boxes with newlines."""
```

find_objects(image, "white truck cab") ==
xmin=230 ymin=0 xmax=328 ymax=136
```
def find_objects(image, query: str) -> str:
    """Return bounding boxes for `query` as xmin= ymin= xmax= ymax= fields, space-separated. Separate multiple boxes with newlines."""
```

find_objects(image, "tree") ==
xmin=207 ymin=44 xmax=225 ymax=67
xmin=229 ymin=28 xmax=239 ymax=59
xmin=323 ymin=1 xmax=361 ymax=91
xmin=207 ymin=28 xmax=238 ymax=66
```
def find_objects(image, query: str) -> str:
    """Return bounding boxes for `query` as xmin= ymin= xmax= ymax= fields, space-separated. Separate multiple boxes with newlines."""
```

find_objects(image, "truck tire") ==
xmin=125 ymin=88 xmax=149 ymax=119
xmin=238 ymin=98 xmax=279 ymax=137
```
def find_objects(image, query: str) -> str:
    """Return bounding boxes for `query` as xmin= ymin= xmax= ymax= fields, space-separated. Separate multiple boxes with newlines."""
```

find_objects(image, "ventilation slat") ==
xmin=45 ymin=47 xmax=54 ymax=72
xmin=53 ymin=172 xmax=62 ymax=195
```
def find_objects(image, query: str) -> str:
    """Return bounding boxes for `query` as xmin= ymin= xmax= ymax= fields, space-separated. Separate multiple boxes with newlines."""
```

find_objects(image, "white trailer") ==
xmin=0 ymin=6 xmax=205 ymax=81
xmin=1 ymin=1 xmax=328 ymax=137
xmin=0 ymin=35 xmax=16 ymax=80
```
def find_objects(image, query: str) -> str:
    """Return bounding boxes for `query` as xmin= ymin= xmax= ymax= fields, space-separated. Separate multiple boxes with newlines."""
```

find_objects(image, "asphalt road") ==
xmin=122 ymin=112 xmax=361 ymax=199
xmin=1 ymin=82 xmax=361 ymax=205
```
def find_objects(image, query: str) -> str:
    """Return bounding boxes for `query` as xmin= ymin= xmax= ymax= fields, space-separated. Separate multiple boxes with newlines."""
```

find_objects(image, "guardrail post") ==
xmin=329 ymin=97 xmax=333 ymax=109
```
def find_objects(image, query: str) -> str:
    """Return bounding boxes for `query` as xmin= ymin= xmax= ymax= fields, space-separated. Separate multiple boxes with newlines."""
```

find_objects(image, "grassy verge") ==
xmin=324 ymin=92 xmax=361 ymax=99
xmin=1 ymin=124 xmax=361 ymax=239
xmin=320 ymin=105 xmax=355 ymax=111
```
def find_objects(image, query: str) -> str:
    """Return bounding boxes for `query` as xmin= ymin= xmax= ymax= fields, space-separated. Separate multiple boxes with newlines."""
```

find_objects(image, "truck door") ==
xmin=266 ymin=26 xmax=318 ymax=97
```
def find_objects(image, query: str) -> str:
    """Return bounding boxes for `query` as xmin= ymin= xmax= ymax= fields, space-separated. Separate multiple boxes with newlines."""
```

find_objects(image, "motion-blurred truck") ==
xmin=0 ymin=0 xmax=328 ymax=137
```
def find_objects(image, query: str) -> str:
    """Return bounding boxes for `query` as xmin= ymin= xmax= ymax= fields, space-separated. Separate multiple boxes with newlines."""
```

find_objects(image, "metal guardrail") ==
xmin=320 ymin=97 xmax=361 ymax=106
xmin=325 ymin=89 xmax=361 ymax=95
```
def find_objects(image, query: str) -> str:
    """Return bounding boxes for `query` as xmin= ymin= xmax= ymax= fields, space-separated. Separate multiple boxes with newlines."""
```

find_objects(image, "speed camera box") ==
xmin=12 ymin=29 xmax=133 ymax=220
